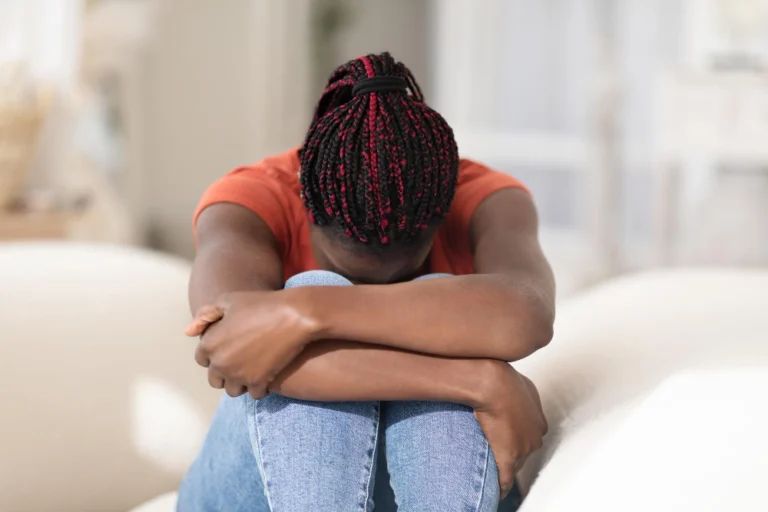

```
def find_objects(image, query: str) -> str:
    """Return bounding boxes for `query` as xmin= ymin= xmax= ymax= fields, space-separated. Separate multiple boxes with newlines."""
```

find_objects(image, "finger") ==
xmin=500 ymin=480 xmax=513 ymax=500
xmin=194 ymin=344 xmax=210 ymax=368
xmin=498 ymin=460 xmax=516 ymax=499
xmin=513 ymin=455 xmax=528 ymax=474
xmin=521 ymin=374 xmax=544 ymax=409
xmin=500 ymin=472 xmax=518 ymax=501
xmin=185 ymin=310 xmax=224 ymax=336
xmin=185 ymin=304 xmax=225 ymax=337
xmin=248 ymin=385 xmax=269 ymax=400
xmin=224 ymin=382 xmax=247 ymax=397
xmin=207 ymin=369 xmax=225 ymax=389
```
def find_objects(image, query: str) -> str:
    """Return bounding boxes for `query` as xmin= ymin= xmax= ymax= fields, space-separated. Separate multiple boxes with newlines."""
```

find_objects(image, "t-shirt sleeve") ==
xmin=450 ymin=161 xmax=530 ymax=236
xmin=192 ymin=166 xmax=293 ymax=248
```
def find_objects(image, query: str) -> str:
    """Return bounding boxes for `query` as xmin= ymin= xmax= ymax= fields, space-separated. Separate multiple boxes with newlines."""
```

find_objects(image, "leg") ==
xmin=381 ymin=400 xmax=499 ymax=511
xmin=179 ymin=270 xmax=381 ymax=512
xmin=379 ymin=274 xmax=522 ymax=512
xmin=257 ymin=272 xmax=381 ymax=511
xmin=251 ymin=396 xmax=380 ymax=511
xmin=178 ymin=394 xmax=270 ymax=512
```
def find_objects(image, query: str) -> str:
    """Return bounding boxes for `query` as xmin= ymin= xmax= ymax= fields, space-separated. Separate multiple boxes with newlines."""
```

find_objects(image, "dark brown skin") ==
xmin=187 ymin=187 xmax=555 ymax=497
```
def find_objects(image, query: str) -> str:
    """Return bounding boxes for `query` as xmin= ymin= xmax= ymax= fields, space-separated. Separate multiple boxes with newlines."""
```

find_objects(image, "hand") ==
xmin=473 ymin=361 xmax=548 ymax=499
xmin=185 ymin=290 xmax=318 ymax=399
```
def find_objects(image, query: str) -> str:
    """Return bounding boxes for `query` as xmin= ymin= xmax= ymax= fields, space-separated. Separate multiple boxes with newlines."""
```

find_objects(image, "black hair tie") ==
xmin=352 ymin=76 xmax=409 ymax=97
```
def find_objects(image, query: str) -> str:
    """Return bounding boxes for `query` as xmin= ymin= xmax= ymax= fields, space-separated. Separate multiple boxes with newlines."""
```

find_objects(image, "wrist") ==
xmin=282 ymin=286 xmax=327 ymax=345
xmin=451 ymin=359 xmax=496 ymax=409
xmin=471 ymin=359 xmax=515 ymax=411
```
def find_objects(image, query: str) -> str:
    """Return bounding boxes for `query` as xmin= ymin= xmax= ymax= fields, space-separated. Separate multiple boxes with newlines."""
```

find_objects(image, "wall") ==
xmin=137 ymin=0 xmax=311 ymax=258
xmin=136 ymin=0 xmax=426 ymax=258
xmin=333 ymin=0 xmax=432 ymax=98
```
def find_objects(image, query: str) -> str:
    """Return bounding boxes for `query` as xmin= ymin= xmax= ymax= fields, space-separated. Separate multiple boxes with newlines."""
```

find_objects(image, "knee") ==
xmin=250 ymin=394 xmax=380 ymax=439
xmin=253 ymin=393 xmax=377 ymax=421
xmin=385 ymin=401 xmax=484 ymax=454
xmin=386 ymin=400 xmax=477 ymax=430
xmin=285 ymin=270 xmax=353 ymax=288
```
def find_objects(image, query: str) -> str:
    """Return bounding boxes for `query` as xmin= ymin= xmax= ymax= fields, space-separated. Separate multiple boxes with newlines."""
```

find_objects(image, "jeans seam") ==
xmin=249 ymin=397 xmax=275 ymax=512
xmin=362 ymin=402 xmax=381 ymax=512
xmin=474 ymin=440 xmax=491 ymax=512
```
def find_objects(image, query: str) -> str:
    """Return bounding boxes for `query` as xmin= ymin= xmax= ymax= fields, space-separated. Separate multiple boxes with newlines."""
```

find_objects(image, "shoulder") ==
xmin=228 ymin=147 xmax=302 ymax=191
xmin=456 ymin=157 xmax=527 ymax=190
xmin=193 ymin=147 xmax=303 ymax=243
xmin=195 ymin=147 xmax=301 ymax=216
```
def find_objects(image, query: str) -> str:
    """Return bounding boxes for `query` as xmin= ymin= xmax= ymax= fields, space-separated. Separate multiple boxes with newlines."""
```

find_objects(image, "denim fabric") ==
xmin=178 ymin=270 xmax=521 ymax=512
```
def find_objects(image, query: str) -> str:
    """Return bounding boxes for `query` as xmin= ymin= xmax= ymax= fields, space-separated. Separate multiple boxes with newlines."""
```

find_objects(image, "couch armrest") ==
xmin=514 ymin=269 xmax=768 ymax=495
xmin=521 ymin=368 xmax=768 ymax=511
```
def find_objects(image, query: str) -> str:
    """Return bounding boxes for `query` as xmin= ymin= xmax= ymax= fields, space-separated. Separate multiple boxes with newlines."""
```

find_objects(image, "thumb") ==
xmin=185 ymin=304 xmax=225 ymax=337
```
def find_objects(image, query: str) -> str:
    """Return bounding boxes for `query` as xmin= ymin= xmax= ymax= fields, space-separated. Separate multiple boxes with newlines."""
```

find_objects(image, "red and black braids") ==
xmin=300 ymin=52 xmax=459 ymax=247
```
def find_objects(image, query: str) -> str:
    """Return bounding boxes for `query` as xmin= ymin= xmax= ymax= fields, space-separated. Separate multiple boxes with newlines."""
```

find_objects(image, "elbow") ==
xmin=496 ymin=297 xmax=554 ymax=361
xmin=528 ymin=309 xmax=554 ymax=351
xmin=525 ymin=296 xmax=555 ymax=352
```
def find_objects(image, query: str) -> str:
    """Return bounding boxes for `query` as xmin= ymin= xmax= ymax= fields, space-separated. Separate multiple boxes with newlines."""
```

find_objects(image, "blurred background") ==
xmin=2 ymin=0 xmax=768 ymax=295
xmin=3 ymin=2 xmax=768 ymax=511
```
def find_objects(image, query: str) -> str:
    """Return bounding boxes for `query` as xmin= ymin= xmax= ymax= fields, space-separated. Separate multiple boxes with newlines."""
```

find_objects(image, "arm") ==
xmin=191 ymin=188 xmax=555 ymax=396
xmin=191 ymin=202 xmax=548 ymax=495
xmin=305 ymin=188 xmax=556 ymax=361
xmin=189 ymin=203 xmax=282 ymax=311
xmin=191 ymin=203 xmax=489 ymax=406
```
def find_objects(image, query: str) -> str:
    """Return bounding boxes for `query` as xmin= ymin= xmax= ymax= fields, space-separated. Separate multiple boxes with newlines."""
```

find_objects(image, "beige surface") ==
xmin=516 ymin=268 xmax=768 ymax=510
xmin=521 ymin=368 xmax=768 ymax=512
xmin=3 ymin=242 xmax=767 ymax=511
xmin=0 ymin=243 xmax=219 ymax=512
xmin=137 ymin=0 xmax=311 ymax=257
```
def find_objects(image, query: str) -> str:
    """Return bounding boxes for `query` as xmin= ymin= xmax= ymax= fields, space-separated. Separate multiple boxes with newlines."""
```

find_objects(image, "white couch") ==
xmin=0 ymin=243 xmax=219 ymax=512
xmin=515 ymin=269 xmax=768 ymax=511
xmin=1 ymin=243 xmax=767 ymax=511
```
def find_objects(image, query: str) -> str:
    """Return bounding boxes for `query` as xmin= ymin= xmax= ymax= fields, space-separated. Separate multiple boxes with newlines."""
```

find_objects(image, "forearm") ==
xmin=304 ymin=274 xmax=553 ymax=362
xmin=189 ymin=238 xmax=281 ymax=313
xmin=270 ymin=339 xmax=490 ymax=407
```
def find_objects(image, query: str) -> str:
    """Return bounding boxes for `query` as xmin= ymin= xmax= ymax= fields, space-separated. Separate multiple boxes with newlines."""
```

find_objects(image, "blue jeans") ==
xmin=178 ymin=270 xmax=522 ymax=512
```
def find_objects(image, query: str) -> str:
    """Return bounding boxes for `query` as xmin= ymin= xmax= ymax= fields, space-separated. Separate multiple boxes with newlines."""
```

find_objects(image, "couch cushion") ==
xmin=0 ymin=243 xmax=220 ymax=511
xmin=520 ymin=368 xmax=768 ymax=512
xmin=515 ymin=269 xmax=768 ymax=506
xmin=129 ymin=492 xmax=178 ymax=512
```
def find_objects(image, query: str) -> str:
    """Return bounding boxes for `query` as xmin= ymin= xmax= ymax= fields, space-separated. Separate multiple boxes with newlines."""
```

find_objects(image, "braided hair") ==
xmin=300 ymin=52 xmax=459 ymax=249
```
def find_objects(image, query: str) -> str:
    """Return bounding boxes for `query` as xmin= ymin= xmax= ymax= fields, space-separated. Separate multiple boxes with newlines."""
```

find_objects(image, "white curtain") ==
xmin=0 ymin=0 xmax=82 ymax=92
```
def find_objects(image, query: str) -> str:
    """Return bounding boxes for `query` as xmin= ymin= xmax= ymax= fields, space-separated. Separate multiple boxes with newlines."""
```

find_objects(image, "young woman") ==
xmin=179 ymin=53 xmax=555 ymax=512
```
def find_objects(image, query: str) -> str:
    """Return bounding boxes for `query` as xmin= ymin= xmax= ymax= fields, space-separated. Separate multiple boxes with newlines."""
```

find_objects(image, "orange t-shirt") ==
xmin=194 ymin=147 xmax=527 ymax=282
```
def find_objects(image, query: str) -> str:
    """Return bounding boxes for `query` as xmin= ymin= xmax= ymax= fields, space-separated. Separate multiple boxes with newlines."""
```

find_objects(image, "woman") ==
xmin=179 ymin=52 xmax=554 ymax=512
